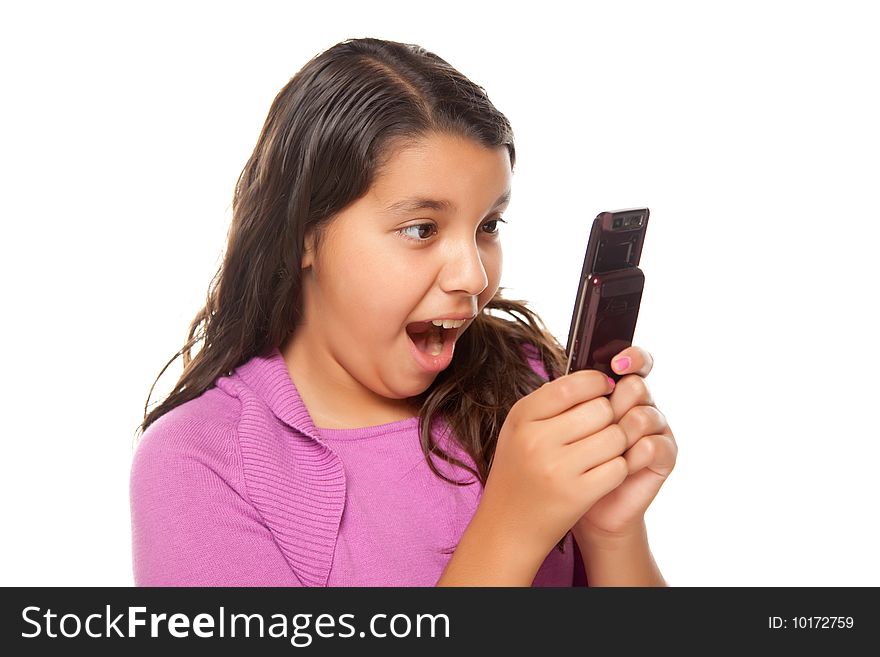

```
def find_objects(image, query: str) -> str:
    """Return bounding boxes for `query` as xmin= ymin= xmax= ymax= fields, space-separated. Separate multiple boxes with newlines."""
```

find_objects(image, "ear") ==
xmin=302 ymin=227 xmax=316 ymax=270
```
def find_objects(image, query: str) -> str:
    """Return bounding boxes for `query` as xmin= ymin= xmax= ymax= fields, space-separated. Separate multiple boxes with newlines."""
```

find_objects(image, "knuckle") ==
xmin=636 ymin=377 xmax=654 ymax=404
xmin=667 ymin=433 xmax=679 ymax=461
xmin=651 ymin=406 xmax=670 ymax=432
xmin=560 ymin=370 xmax=607 ymax=404
xmin=597 ymin=396 xmax=615 ymax=425
xmin=612 ymin=424 xmax=629 ymax=452
xmin=557 ymin=379 xmax=577 ymax=403
xmin=537 ymin=453 xmax=561 ymax=483
xmin=652 ymin=405 xmax=668 ymax=427
xmin=632 ymin=406 xmax=653 ymax=435
xmin=648 ymin=405 xmax=668 ymax=432
xmin=520 ymin=428 xmax=541 ymax=456
xmin=577 ymin=369 xmax=607 ymax=392
xmin=507 ymin=397 xmax=521 ymax=419
xmin=612 ymin=455 xmax=629 ymax=482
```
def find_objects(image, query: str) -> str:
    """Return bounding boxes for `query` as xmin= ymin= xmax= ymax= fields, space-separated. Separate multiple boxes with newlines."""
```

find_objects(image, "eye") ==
xmin=397 ymin=223 xmax=437 ymax=242
xmin=482 ymin=217 xmax=507 ymax=235
xmin=396 ymin=217 xmax=507 ymax=243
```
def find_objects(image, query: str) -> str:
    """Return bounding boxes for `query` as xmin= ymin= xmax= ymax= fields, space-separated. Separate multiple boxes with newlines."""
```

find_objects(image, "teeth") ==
xmin=430 ymin=318 xmax=466 ymax=329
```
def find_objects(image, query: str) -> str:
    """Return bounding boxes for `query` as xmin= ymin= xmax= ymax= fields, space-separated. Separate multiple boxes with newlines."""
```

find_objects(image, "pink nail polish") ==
xmin=606 ymin=376 xmax=616 ymax=389
xmin=614 ymin=356 xmax=631 ymax=372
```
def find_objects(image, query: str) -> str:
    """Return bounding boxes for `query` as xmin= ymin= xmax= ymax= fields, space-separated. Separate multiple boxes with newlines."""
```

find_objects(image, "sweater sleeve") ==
xmin=129 ymin=417 xmax=304 ymax=586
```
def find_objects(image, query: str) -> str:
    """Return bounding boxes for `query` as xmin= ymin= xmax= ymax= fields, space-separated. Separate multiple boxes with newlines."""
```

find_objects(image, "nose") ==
xmin=439 ymin=238 xmax=489 ymax=297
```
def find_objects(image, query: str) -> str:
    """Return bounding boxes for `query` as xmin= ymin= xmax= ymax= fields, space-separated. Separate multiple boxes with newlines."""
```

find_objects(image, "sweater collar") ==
xmin=233 ymin=345 xmax=321 ymax=441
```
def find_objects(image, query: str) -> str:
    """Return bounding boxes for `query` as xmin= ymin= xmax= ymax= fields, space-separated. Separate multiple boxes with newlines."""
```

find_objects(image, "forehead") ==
xmin=369 ymin=133 xmax=512 ymax=208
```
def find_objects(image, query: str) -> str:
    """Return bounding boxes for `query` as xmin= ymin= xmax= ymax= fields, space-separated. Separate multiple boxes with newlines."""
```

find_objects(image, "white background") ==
xmin=2 ymin=0 xmax=877 ymax=586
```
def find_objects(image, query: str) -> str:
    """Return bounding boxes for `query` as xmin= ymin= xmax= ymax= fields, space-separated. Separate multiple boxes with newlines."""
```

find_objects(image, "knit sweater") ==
xmin=130 ymin=343 xmax=587 ymax=586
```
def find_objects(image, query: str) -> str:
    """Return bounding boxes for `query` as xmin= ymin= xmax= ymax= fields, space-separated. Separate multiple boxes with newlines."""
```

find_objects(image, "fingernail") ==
xmin=606 ymin=376 xmax=616 ymax=389
xmin=613 ymin=356 xmax=631 ymax=372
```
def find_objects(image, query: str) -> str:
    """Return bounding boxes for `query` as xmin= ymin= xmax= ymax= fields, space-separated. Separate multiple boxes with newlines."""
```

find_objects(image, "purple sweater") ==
xmin=130 ymin=344 xmax=587 ymax=586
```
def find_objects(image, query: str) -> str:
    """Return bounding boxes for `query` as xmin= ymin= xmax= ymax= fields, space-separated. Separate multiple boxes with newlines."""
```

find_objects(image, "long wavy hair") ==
xmin=136 ymin=37 xmax=569 ymax=549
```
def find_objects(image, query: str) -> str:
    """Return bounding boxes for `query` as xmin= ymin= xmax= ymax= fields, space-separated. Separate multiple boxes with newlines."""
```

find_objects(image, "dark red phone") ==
xmin=564 ymin=208 xmax=650 ymax=380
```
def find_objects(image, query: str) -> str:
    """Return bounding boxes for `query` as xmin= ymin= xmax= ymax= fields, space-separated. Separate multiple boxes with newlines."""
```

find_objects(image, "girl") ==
xmin=131 ymin=37 xmax=677 ymax=587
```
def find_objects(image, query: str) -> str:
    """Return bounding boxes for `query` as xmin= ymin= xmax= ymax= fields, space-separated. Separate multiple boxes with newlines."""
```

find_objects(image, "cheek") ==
xmin=321 ymin=246 xmax=390 ymax=318
xmin=345 ymin=250 xmax=426 ymax=323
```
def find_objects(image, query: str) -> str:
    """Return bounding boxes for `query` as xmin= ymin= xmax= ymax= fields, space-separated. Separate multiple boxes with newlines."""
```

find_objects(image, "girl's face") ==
xmin=286 ymin=132 xmax=511 ymax=421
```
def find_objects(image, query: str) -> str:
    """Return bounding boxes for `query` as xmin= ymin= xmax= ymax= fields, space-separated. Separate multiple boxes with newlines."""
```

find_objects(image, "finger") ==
xmin=618 ymin=404 xmax=667 ymax=448
xmin=536 ymin=395 xmax=615 ymax=446
xmin=519 ymin=368 xmax=614 ymax=422
xmin=611 ymin=345 xmax=654 ymax=378
xmin=561 ymin=423 xmax=628 ymax=474
xmin=576 ymin=455 xmax=629 ymax=509
xmin=618 ymin=406 xmax=669 ymax=447
xmin=647 ymin=431 xmax=678 ymax=477
xmin=609 ymin=376 xmax=655 ymax=423
xmin=610 ymin=462 xmax=668 ymax=510
xmin=623 ymin=433 xmax=678 ymax=477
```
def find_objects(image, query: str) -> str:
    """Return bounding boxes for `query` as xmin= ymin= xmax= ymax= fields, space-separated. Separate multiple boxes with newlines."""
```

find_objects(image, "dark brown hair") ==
xmin=136 ymin=37 xmax=569 ymax=548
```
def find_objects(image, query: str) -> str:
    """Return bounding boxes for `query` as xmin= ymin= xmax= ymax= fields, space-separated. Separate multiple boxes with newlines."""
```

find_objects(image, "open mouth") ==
xmin=405 ymin=322 xmax=459 ymax=356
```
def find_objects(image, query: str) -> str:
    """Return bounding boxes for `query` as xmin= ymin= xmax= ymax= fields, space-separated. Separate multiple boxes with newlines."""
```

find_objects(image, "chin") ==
xmin=397 ymin=378 xmax=436 ymax=403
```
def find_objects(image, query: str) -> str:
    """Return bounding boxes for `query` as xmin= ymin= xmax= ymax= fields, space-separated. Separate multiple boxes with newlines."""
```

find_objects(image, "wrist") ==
xmin=574 ymin=517 xmax=648 ymax=551
xmin=573 ymin=518 xmax=667 ymax=587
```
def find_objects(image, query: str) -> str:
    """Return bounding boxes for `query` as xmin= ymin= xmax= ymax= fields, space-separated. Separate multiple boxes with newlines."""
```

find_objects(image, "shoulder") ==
xmin=131 ymin=384 xmax=244 ymax=492
xmin=131 ymin=374 xmax=345 ymax=586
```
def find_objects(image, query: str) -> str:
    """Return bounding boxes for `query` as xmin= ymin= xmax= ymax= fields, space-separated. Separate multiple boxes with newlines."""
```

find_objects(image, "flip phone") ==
xmin=564 ymin=208 xmax=650 ymax=380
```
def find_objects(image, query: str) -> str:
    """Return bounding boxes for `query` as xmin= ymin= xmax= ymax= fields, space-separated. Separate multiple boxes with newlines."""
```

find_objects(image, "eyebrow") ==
xmin=383 ymin=189 xmax=511 ymax=215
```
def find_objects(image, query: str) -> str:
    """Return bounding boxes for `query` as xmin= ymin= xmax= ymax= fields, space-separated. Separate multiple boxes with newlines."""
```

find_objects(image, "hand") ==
xmin=573 ymin=346 xmax=677 ymax=543
xmin=481 ymin=368 xmax=627 ymax=564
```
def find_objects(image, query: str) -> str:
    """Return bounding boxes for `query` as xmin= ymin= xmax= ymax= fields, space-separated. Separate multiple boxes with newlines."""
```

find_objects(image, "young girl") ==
xmin=131 ymin=37 xmax=677 ymax=587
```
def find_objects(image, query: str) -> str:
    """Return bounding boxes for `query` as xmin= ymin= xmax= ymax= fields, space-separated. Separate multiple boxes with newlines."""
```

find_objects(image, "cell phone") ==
xmin=564 ymin=208 xmax=650 ymax=379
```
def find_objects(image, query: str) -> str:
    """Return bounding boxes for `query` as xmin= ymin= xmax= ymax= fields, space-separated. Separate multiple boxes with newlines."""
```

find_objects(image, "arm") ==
xmin=435 ymin=502 xmax=546 ymax=586
xmin=573 ymin=519 xmax=667 ymax=587
xmin=438 ymin=506 xmax=666 ymax=587
xmin=130 ymin=421 xmax=304 ymax=586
